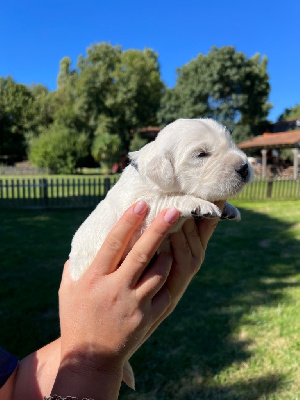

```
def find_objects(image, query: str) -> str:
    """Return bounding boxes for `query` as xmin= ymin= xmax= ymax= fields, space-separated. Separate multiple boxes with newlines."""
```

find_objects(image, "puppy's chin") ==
xmin=196 ymin=178 xmax=248 ymax=202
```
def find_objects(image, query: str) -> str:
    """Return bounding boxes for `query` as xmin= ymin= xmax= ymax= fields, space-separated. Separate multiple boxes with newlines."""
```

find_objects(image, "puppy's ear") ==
xmin=145 ymin=153 xmax=175 ymax=190
xmin=129 ymin=144 xmax=175 ymax=191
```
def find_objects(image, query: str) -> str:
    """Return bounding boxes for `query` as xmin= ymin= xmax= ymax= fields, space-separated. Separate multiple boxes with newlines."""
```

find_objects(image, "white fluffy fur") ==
xmin=69 ymin=118 xmax=252 ymax=281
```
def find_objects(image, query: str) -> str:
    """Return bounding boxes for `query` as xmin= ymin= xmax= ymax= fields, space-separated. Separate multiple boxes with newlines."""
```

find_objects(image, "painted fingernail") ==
xmin=164 ymin=208 xmax=180 ymax=225
xmin=134 ymin=201 xmax=148 ymax=215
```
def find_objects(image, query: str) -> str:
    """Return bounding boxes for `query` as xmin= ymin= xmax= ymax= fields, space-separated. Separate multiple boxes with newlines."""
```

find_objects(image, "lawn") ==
xmin=1 ymin=200 xmax=300 ymax=399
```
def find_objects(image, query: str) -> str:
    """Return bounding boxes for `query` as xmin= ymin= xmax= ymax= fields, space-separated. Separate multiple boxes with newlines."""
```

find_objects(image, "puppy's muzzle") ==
xmin=235 ymin=163 xmax=249 ymax=182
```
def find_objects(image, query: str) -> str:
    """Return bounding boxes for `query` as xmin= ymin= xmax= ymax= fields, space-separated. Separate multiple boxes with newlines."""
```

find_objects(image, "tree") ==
xmin=158 ymin=46 xmax=272 ymax=141
xmin=91 ymin=132 xmax=121 ymax=169
xmin=29 ymin=124 xmax=89 ymax=174
xmin=129 ymin=132 xmax=149 ymax=152
xmin=157 ymin=87 xmax=182 ymax=126
xmin=0 ymin=77 xmax=34 ymax=158
xmin=0 ymin=77 xmax=58 ymax=160
xmin=111 ymin=48 xmax=163 ymax=151
xmin=278 ymin=104 xmax=300 ymax=121
xmin=25 ymin=84 xmax=55 ymax=143
xmin=50 ymin=43 xmax=163 ymax=163
xmin=72 ymin=43 xmax=121 ymax=133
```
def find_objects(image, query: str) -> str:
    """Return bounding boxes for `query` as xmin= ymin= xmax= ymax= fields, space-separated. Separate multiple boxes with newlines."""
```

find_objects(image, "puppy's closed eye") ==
xmin=197 ymin=151 xmax=209 ymax=158
xmin=192 ymin=150 xmax=210 ymax=159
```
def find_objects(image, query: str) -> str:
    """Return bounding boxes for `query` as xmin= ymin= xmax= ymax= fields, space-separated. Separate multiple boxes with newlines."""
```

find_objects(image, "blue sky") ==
xmin=1 ymin=0 xmax=299 ymax=122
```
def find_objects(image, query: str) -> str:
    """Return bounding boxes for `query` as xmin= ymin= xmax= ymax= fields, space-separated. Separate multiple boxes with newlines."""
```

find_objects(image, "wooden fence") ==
xmin=233 ymin=176 xmax=300 ymax=201
xmin=0 ymin=176 xmax=299 ymax=209
xmin=0 ymin=177 xmax=118 ymax=209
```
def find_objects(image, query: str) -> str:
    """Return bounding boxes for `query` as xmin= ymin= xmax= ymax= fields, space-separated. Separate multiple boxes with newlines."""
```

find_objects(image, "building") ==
xmin=238 ymin=131 xmax=300 ymax=179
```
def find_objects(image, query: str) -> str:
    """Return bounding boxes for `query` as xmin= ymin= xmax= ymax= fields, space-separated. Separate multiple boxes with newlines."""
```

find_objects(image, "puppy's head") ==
xmin=129 ymin=119 xmax=253 ymax=201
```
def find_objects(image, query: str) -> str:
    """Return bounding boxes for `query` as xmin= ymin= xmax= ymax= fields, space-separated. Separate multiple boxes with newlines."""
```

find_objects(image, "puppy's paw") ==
xmin=221 ymin=202 xmax=241 ymax=221
xmin=192 ymin=202 xmax=221 ymax=219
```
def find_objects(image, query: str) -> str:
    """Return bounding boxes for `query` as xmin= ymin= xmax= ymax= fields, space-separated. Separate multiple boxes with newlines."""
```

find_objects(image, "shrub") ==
xmin=91 ymin=132 xmax=121 ymax=169
xmin=29 ymin=124 xmax=89 ymax=174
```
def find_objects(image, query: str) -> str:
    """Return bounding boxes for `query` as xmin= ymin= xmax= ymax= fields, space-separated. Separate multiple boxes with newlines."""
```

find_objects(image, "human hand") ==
xmin=127 ymin=200 xmax=225 ymax=354
xmin=165 ymin=199 xmax=226 ymax=311
xmin=52 ymin=202 xmax=180 ymax=398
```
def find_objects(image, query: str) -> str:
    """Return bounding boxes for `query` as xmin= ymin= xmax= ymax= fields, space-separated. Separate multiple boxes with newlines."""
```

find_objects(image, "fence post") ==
xmin=267 ymin=178 xmax=273 ymax=198
xmin=104 ymin=178 xmax=111 ymax=196
xmin=42 ymin=178 xmax=48 ymax=208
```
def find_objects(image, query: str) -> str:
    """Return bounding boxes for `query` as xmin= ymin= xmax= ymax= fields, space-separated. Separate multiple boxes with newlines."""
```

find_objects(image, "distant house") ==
xmin=238 ymin=130 xmax=300 ymax=179
xmin=238 ymin=114 xmax=300 ymax=179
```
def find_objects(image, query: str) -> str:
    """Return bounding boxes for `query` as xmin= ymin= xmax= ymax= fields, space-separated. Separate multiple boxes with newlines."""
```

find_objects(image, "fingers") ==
xmin=89 ymin=201 xmax=148 ymax=275
xmin=119 ymin=208 xmax=180 ymax=287
xmin=58 ymin=261 xmax=75 ymax=308
xmin=151 ymin=287 xmax=171 ymax=321
xmin=196 ymin=200 xmax=226 ymax=250
xmin=167 ymin=229 xmax=198 ymax=303
xmin=171 ymin=219 xmax=204 ymax=272
xmin=182 ymin=219 xmax=202 ymax=262
xmin=135 ymin=252 xmax=173 ymax=300
xmin=131 ymin=210 xmax=224 ymax=354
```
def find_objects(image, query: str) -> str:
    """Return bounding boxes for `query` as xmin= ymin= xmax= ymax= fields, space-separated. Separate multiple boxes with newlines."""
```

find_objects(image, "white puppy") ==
xmin=68 ymin=118 xmax=252 ymax=387
xmin=69 ymin=118 xmax=252 ymax=280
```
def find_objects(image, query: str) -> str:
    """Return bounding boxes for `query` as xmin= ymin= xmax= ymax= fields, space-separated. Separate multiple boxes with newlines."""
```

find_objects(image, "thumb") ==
xmin=59 ymin=260 xmax=73 ymax=292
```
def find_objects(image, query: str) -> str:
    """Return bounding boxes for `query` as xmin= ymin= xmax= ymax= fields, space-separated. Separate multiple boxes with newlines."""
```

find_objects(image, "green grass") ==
xmin=0 ymin=208 xmax=91 ymax=356
xmin=1 ymin=200 xmax=300 ymax=399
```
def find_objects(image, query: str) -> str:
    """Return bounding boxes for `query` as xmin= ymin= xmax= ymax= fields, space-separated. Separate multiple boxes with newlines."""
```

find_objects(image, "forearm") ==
xmin=10 ymin=337 xmax=123 ymax=400
xmin=0 ymin=368 xmax=17 ymax=400
xmin=12 ymin=338 xmax=61 ymax=400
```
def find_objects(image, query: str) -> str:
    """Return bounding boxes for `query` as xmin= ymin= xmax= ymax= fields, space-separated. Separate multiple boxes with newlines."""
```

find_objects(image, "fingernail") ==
xmin=134 ymin=201 xmax=148 ymax=215
xmin=164 ymin=208 xmax=180 ymax=225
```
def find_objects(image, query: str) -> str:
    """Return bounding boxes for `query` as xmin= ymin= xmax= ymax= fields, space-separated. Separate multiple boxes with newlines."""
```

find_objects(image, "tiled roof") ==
xmin=238 ymin=130 xmax=300 ymax=149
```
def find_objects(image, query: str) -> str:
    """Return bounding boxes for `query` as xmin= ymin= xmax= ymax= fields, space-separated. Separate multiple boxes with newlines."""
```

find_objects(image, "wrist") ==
xmin=51 ymin=356 xmax=123 ymax=400
xmin=59 ymin=348 xmax=124 ymax=376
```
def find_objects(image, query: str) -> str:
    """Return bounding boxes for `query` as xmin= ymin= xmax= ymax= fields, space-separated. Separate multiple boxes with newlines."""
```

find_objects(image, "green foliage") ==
xmin=232 ymin=123 xmax=252 ymax=143
xmin=278 ymin=104 xmax=300 ymax=121
xmin=0 ymin=43 xmax=276 ymax=171
xmin=73 ymin=43 xmax=121 ymax=131
xmin=280 ymin=148 xmax=293 ymax=161
xmin=91 ymin=131 xmax=121 ymax=168
xmin=157 ymin=87 xmax=181 ymax=126
xmin=25 ymin=84 xmax=55 ymax=142
xmin=0 ymin=77 xmax=58 ymax=159
xmin=57 ymin=57 xmax=74 ymax=88
xmin=52 ymin=43 xmax=164 ymax=157
xmin=158 ymin=46 xmax=272 ymax=142
xmin=29 ymin=124 xmax=89 ymax=173
xmin=112 ymin=48 xmax=163 ymax=150
xmin=0 ymin=77 xmax=34 ymax=157
xmin=129 ymin=132 xmax=149 ymax=151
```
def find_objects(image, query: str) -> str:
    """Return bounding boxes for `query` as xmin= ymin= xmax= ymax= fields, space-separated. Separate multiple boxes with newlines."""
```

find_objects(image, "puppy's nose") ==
xmin=236 ymin=163 xmax=249 ymax=181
